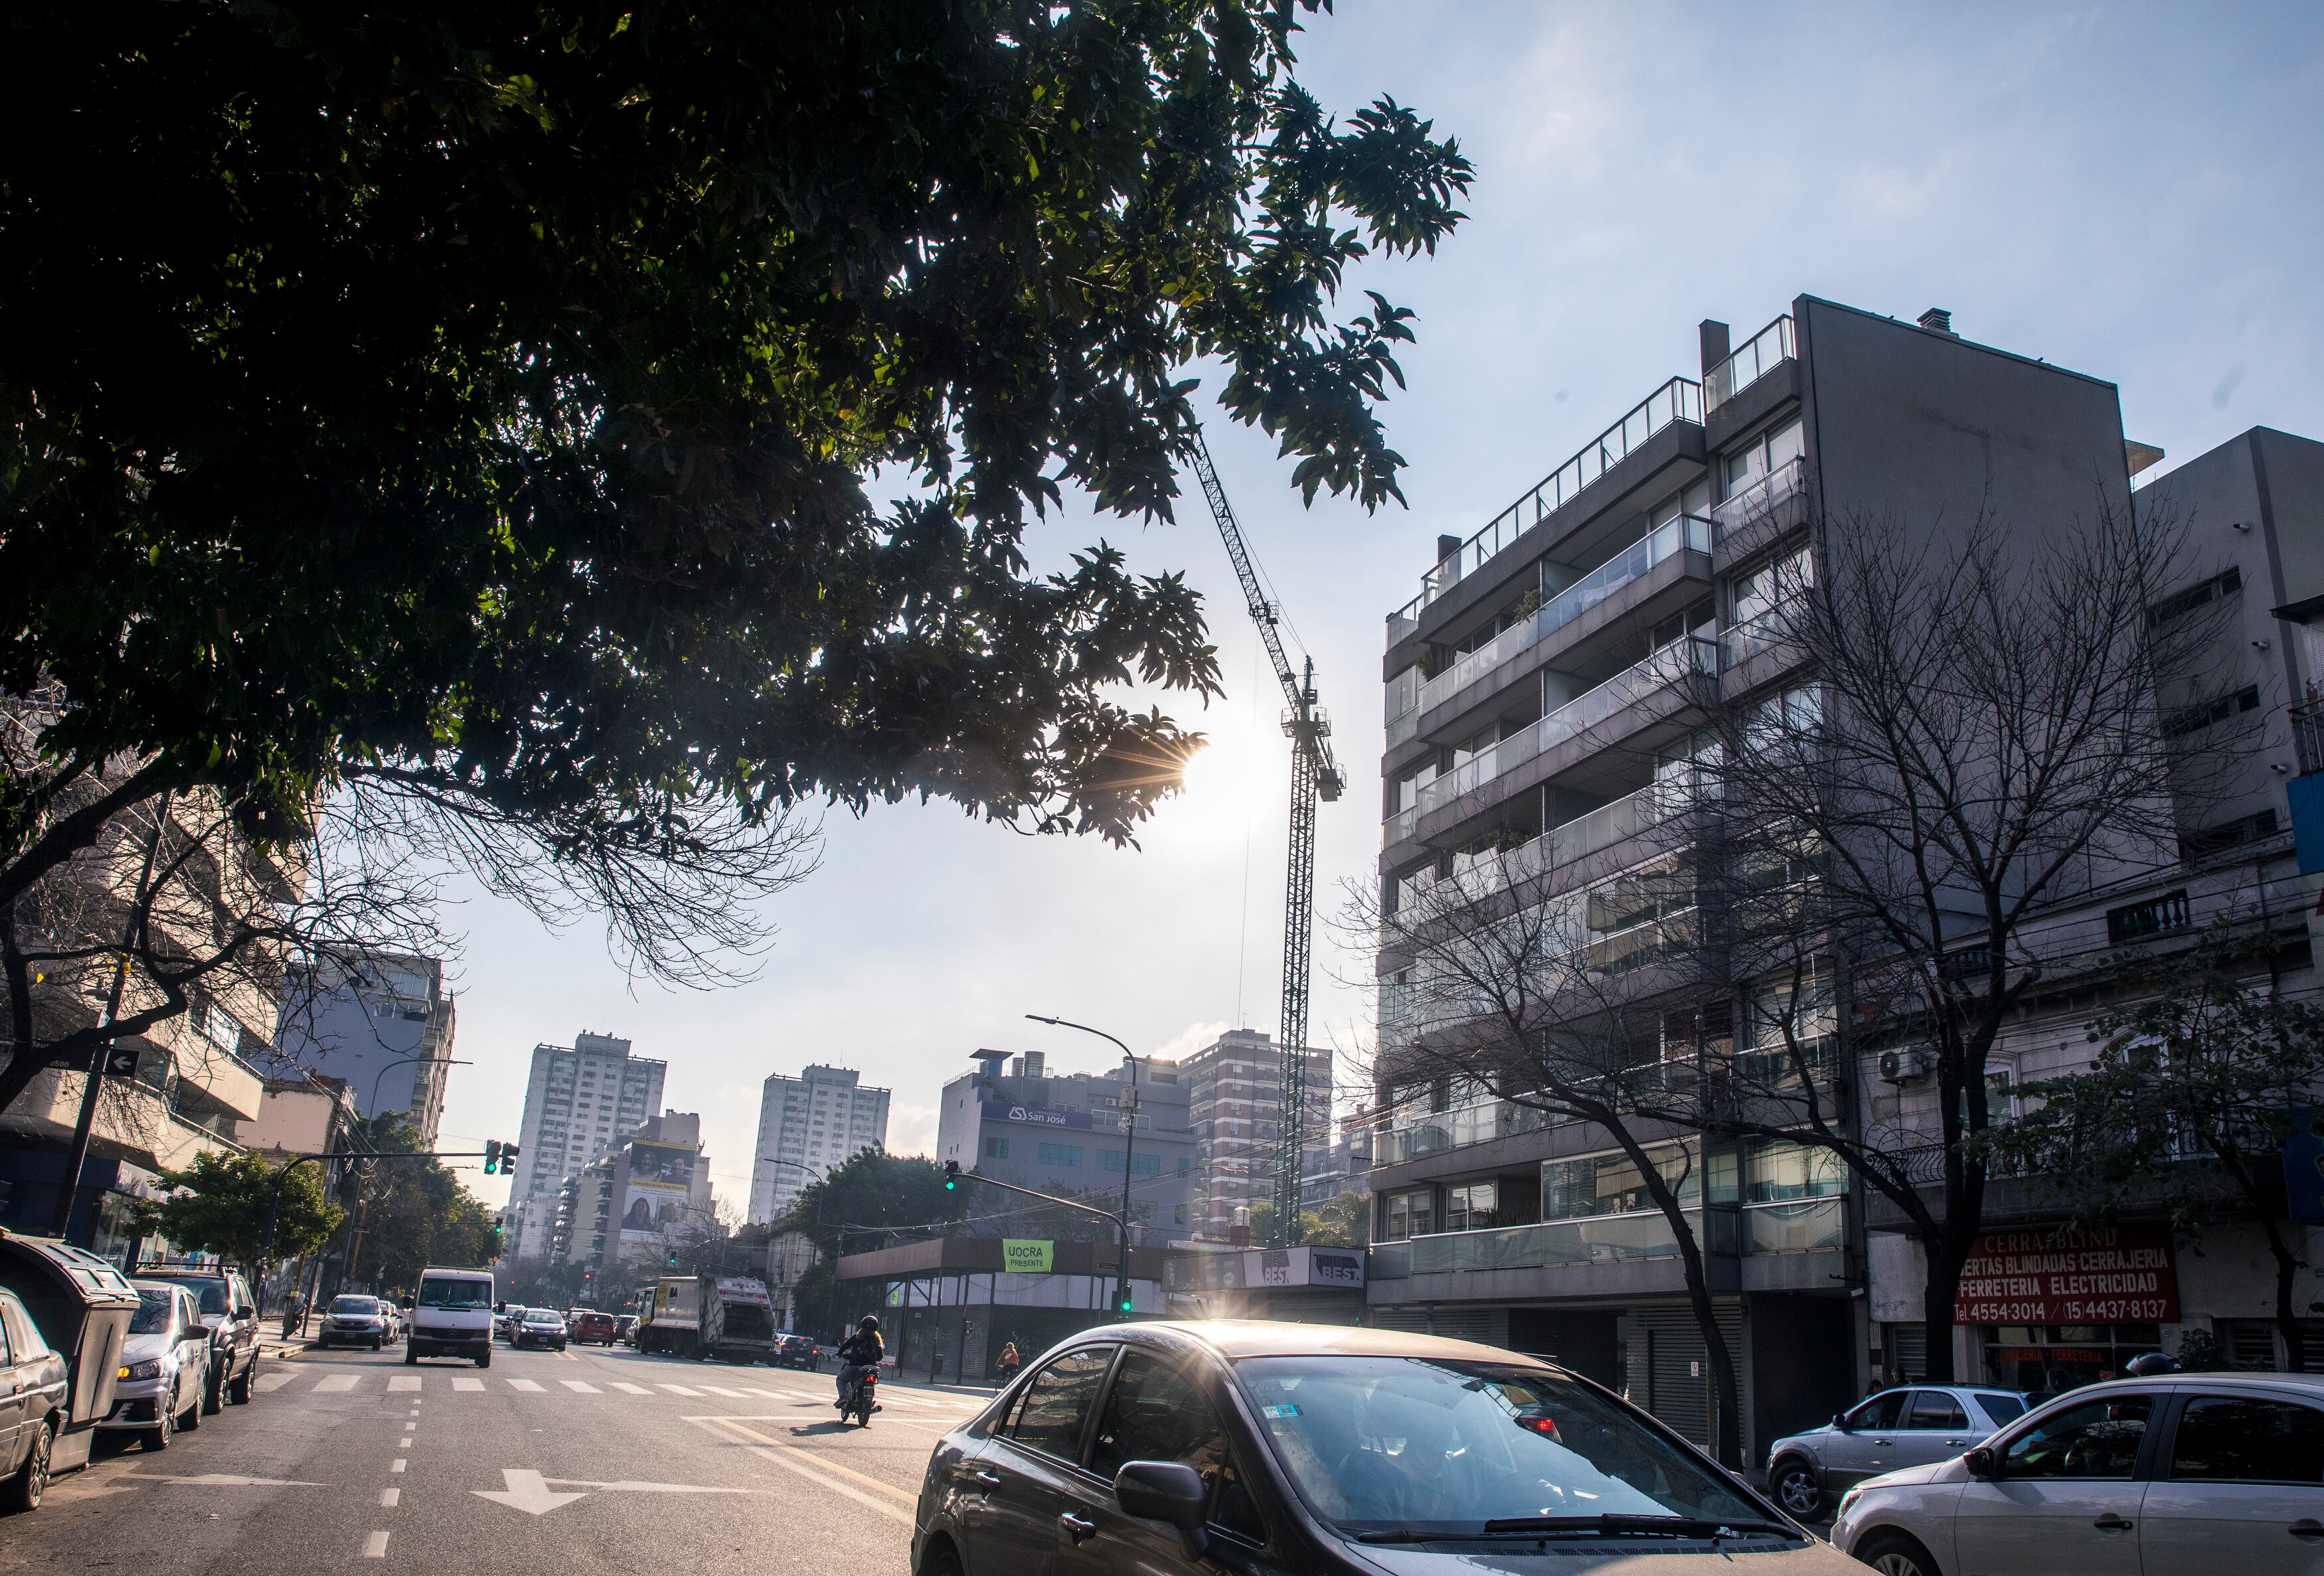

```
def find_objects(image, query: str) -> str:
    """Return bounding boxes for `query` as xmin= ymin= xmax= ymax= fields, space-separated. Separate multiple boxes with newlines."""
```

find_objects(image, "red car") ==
xmin=568 ymin=1310 xmax=619 ymax=1345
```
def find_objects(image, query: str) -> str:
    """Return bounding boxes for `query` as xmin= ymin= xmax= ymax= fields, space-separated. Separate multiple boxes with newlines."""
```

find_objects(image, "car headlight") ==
xmin=118 ymin=1358 xmax=163 ymax=1381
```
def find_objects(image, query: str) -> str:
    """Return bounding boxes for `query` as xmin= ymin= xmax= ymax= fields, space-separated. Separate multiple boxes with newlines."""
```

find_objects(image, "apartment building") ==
xmin=548 ymin=1111 xmax=716 ymax=1286
xmin=505 ymin=1031 xmax=665 ymax=1260
xmin=935 ymin=1049 xmax=1196 ymax=1237
xmin=1175 ymin=1029 xmax=1331 ymax=1240
xmin=266 ymin=954 xmax=458 ymax=1145
xmin=748 ymin=1064 xmax=890 ymax=1225
xmin=1365 ymin=295 xmax=2317 ymax=1455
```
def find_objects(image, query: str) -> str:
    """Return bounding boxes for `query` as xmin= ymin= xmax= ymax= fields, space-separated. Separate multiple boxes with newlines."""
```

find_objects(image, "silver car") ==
xmin=96 ymin=1282 xmax=212 ymax=1451
xmin=1832 ymin=1372 xmax=2324 ymax=1576
xmin=316 ymin=1294 xmax=392 ymax=1350
xmin=1764 ymin=1384 xmax=2028 ymax=1518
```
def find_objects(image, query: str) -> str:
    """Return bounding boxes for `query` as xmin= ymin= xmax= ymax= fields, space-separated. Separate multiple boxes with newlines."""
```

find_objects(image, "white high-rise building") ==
xmin=748 ymin=1065 xmax=890 ymax=1224
xmin=505 ymin=1031 xmax=666 ymax=1259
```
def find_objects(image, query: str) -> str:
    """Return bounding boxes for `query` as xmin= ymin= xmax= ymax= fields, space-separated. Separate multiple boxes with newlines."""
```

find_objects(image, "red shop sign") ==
xmin=1954 ymin=1222 xmax=2179 ymax=1325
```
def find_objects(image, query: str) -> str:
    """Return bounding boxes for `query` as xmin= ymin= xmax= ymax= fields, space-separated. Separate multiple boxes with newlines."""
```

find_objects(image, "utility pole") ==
xmin=1185 ymin=435 xmax=1342 ymax=1243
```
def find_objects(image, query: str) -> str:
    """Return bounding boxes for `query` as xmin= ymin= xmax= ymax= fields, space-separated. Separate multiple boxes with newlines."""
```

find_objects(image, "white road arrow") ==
xmin=472 ymin=1469 xmax=587 ymax=1516
xmin=471 ymin=1469 xmax=761 ymax=1517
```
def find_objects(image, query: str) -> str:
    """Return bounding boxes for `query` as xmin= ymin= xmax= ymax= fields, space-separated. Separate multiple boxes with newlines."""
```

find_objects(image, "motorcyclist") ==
xmin=835 ymin=1315 xmax=884 ymax=1412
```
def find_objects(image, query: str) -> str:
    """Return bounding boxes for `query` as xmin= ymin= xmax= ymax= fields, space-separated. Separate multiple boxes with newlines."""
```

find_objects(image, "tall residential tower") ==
xmin=748 ymin=1065 xmax=890 ymax=1224
xmin=505 ymin=1031 xmax=665 ymax=1259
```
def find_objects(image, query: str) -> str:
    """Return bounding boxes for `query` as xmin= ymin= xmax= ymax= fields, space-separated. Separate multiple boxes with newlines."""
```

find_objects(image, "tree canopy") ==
xmin=132 ymin=1148 xmax=344 ymax=1267
xmin=1 ymin=0 xmax=1472 ymax=880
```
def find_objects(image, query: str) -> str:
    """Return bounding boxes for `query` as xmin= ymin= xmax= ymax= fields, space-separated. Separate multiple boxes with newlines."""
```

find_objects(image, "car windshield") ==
xmin=1236 ymin=1357 xmax=1766 ymax=1537
xmin=525 ymin=1312 xmax=560 ymax=1325
xmin=331 ymin=1297 xmax=378 ymax=1315
xmin=127 ymin=1289 xmax=176 ymax=1334
xmin=416 ymin=1277 xmax=491 ymax=1308
xmin=150 ymin=1277 xmax=229 ymax=1314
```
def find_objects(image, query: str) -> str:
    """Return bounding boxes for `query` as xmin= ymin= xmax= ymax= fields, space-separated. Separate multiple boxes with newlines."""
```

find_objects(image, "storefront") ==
xmin=1955 ymin=1222 xmax=2179 ymax=1391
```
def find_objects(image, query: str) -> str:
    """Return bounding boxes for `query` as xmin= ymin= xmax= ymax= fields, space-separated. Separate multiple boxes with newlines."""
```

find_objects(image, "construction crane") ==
xmin=1185 ymin=432 xmax=1343 ymax=1246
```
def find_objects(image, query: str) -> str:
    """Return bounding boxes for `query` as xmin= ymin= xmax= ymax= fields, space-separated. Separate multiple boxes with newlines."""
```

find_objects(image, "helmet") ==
xmin=2123 ymin=1352 xmax=2180 ymax=1377
xmin=857 ymin=1315 xmax=880 ymax=1333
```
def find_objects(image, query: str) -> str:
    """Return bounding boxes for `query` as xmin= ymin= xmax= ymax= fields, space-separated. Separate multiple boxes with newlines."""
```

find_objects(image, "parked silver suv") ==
xmin=1765 ymin=1384 xmax=2029 ymax=1517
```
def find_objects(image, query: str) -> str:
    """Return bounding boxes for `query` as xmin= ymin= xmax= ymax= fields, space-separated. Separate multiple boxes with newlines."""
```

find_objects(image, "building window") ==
xmin=1381 ymin=1187 xmax=1434 ymax=1240
xmin=1037 ymin=1143 xmax=1082 ymax=1168
xmin=2162 ymin=684 xmax=2261 ymax=739
xmin=2107 ymin=889 xmax=2192 ymax=945
xmin=2145 ymin=567 xmax=2240 ymax=627
xmin=1177 ymin=1157 xmax=1191 ymax=1178
xmin=1443 ymin=1182 xmax=1498 ymax=1233
xmin=983 ymin=1137 xmax=1010 ymax=1160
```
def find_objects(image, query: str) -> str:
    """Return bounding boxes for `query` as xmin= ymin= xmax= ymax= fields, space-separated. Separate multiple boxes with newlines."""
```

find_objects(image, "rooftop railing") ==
xmin=1410 ymin=514 xmax=1712 ymax=718
xmin=1388 ymin=377 xmax=1705 ymax=639
xmin=1704 ymin=315 xmax=1795 ymax=411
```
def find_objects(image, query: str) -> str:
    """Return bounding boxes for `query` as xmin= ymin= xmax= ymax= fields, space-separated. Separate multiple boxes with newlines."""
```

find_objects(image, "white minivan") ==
xmin=404 ymin=1266 xmax=494 ymax=1367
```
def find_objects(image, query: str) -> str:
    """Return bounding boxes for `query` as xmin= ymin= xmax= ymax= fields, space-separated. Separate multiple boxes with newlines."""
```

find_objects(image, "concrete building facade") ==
xmin=935 ymin=1050 xmax=1197 ymax=1237
xmin=505 ymin=1032 xmax=665 ymax=1260
xmin=1177 ymin=1029 xmax=1331 ymax=1240
xmin=266 ymin=954 xmax=457 ymax=1144
xmin=748 ymin=1064 xmax=890 ymax=1225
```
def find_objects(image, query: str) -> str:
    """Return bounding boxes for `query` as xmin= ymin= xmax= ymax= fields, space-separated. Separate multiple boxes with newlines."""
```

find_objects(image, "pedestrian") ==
xmin=995 ymin=1341 xmax=1021 ymax=1385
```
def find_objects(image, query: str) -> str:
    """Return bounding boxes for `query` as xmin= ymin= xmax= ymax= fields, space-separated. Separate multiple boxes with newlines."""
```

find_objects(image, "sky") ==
xmin=436 ymin=2 xmax=2324 ymax=1212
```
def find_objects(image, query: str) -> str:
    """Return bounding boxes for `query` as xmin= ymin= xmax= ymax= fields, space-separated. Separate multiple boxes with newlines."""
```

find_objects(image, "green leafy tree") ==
xmin=132 ymin=1149 xmax=344 ymax=1268
xmin=333 ymin=1111 xmax=496 ymax=1295
xmin=1308 ymin=1189 xmax=1370 ymax=1248
xmin=1245 ymin=1200 xmax=1322 ymax=1247
xmin=1981 ymin=930 xmax=2324 ymax=1372
xmin=1 ymin=2 xmax=1472 ymax=1116
xmin=785 ymin=1150 xmax=976 ymax=1338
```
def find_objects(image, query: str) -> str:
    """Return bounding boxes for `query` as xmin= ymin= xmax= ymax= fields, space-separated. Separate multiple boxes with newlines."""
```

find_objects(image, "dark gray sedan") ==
xmin=0 ymin=1287 xmax=70 ymax=1512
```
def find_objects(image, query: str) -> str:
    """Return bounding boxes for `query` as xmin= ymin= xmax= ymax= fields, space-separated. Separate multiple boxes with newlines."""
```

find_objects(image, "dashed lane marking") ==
xmin=379 ymin=1488 xmax=400 ymax=1508
xmin=362 ymin=1532 xmax=389 ymax=1557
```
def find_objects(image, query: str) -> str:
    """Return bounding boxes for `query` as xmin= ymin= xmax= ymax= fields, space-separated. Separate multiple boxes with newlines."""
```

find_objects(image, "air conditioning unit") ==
xmin=1878 ymin=1048 xmax=1932 ymax=1084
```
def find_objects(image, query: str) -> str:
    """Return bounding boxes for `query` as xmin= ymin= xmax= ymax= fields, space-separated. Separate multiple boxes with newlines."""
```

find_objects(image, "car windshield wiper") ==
xmin=1357 ymin=1515 xmax=1794 ymax=1545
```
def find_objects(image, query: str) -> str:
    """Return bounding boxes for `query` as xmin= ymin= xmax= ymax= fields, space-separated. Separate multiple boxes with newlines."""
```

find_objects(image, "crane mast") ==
xmin=1186 ymin=433 xmax=1343 ymax=1245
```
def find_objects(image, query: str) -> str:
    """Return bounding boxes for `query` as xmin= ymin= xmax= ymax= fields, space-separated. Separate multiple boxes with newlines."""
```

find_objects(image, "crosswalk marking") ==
xmin=656 ymin=1383 xmax=703 ymax=1396
xmin=388 ymin=1376 xmax=421 ymax=1391
xmin=315 ymin=1374 xmax=358 ymax=1393
xmin=560 ymin=1380 xmax=600 ymax=1393
xmin=254 ymin=1372 xmax=295 ymax=1393
xmin=610 ymin=1382 xmax=652 ymax=1395
xmin=453 ymin=1377 xmax=485 ymax=1392
xmin=697 ymin=1385 xmax=748 ymax=1397
xmin=505 ymin=1378 xmax=546 ymax=1392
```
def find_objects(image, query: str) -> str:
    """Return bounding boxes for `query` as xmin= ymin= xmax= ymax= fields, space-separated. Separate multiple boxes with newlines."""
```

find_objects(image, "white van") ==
xmin=404 ymin=1266 xmax=494 ymax=1367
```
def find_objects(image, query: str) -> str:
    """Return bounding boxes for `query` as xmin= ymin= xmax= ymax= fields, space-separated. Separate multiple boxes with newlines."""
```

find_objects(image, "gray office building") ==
xmin=935 ymin=1050 xmax=1196 ymax=1239
xmin=267 ymin=954 xmax=457 ymax=1146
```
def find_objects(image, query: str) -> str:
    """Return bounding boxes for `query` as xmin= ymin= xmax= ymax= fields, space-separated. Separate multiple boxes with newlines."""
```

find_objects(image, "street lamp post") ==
xmin=1026 ymin=1014 xmax=1143 ymax=1318
xmin=366 ymin=1055 xmax=473 ymax=1123
xmin=760 ymin=1156 xmax=828 ymax=1335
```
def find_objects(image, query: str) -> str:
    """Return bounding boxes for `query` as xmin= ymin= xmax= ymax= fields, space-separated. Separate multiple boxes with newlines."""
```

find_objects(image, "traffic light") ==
xmin=1116 ymin=1287 xmax=1133 ymax=1313
xmin=942 ymin=1160 xmax=961 ymax=1192
xmin=667 ymin=1249 xmax=679 ymax=1269
xmin=482 ymin=1139 xmax=502 ymax=1175
xmin=503 ymin=1141 xmax=519 ymax=1167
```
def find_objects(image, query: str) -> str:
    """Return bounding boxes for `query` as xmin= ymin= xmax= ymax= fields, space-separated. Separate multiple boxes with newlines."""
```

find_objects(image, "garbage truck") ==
xmin=633 ymin=1275 xmax=777 ymax=1363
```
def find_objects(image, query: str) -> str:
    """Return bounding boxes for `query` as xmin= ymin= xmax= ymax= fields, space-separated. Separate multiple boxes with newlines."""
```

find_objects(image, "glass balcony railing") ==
xmin=1395 ymin=378 xmax=1704 ymax=629
xmin=1742 ymin=1196 xmax=1845 ymax=1255
xmin=1370 ymin=1206 xmax=1738 ymax=1279
xmin=1409 ymin=514 xmax=1712 ymax=719
xmin=1414 ymin=636 xmax=1718 ymax=820
xmin=1438 ymin=777 xmax=1685 ymax=900
xmin=1704 ymin=315 xmax=1795 ymax=411
xmin=1382 ymin=805 xmax=1417 ymax=848
xmin=1710 ymin=455 xmax=1804 ymax=542
xmin=1374 ymin=1099 xmax=1553 ymax=1165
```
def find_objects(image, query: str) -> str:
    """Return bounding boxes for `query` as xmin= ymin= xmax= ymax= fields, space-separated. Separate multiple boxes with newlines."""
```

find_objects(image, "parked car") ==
xmin=772 ymin=1332 xmax=818 ymax=1369
xmin=570 ymin=1310 xmax=618 ymax=1345
xmin=616 ymin=1314 xmax=639 ymax=1345
xmin=912 ymin=1320 xmax=1854 ymax=1576
xmin=1764 ymin=1383 xmax=2029 ymax=1517
xmin=513 ymin=1308 xmax=567 ymax=1352
xmin=1831 ymin=1372 xmax=2324 ymax=1576
xmin=0 ymin=1287 xmax=71 ymax=1512
xmin=316 ymin=1295 xmax=394 ymax=1351
xmin=133 ymin=1267 xmax=261 ymax=1411
xmin=96 ymin=1282 xmax=211 ymax=1453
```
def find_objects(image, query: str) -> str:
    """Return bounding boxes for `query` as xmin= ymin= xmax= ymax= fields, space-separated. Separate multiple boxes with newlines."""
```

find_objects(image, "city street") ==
xmin=0 ymin=1342 xmax=981 ymax=1575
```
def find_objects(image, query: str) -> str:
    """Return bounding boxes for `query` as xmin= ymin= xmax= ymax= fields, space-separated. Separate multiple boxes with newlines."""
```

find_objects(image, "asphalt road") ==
xmin=1 ymin=1340 xmax=985 ymax=1575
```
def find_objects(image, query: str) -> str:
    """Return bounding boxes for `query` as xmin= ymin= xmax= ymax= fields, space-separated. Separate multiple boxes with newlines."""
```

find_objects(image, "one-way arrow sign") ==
xmin=471 ymin=1468 xmax=762 ymax=1517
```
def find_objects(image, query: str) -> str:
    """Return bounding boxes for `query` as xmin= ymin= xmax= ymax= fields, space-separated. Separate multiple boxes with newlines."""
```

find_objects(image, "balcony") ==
xmin=1710 ymin=455 xmax=1804 ymax=544
xmin=1432 ymin=778 xmax=1686 ymax=902
xmin=1416 ymin=636 xmax=1720 ymax=821
xmin=1370 ymin=1206 xmax=1738 ymax=1279
xmin=1742 ymin=1196 xmax=1845 ymax=1255
xmin=1374 ymin=1099 xmax=1553 ymax=1166
xmin=1408 ymin=514 xmax=1713 ymax=722
xmin=1382 ymin=805 xmax=1417 ymax=850
xmin=1389 ymin=378 xmax=1705 ymax=641
xmin=1705 ymin=315 xmax=1795 ymax=412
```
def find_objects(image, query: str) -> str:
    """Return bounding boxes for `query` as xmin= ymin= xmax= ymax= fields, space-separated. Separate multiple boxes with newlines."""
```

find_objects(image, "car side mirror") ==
xmin=1831 ymin=1415 xmax=1849 ymax=1432
xmin=1965 ymin=1446 xmax=2000 ymax=1479
xmin=1116 ymin=1461 xmax=1208 ymax=1557
xmin=181 ymin=1327 xmax=209 ymax=1344
xmin=401 ymin=1297 xmax=415 ymax=1310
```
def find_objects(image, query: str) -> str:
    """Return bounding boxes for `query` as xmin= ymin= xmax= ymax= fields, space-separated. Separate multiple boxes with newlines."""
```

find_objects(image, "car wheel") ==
xmin=404 ymin=1344 xmax=420 ymax=1366
xmin=373 ymin=1337 xmax=384 ymax=1351
xmin=201 ymin=1358 xmax=224 ymax=1415
xmin=1856 ymin=1530 xmax=1942 ymax=1576
xmin=179 ymin=1379 xmax=201 ymax=1431
xmin=1769 ymin=1458 xmax=1821 ymax=1518
xmin=3 ymin=1419 xmax=52 ymax=1513
xmin=229 ymin=1356 xmax=256 ymax=1404
xmin=145 ymin=1389 xmax=176 ymax=1451
xmin=477 ymin=1350 xmax=491 ymax=1369
xmin=918 ymin=1537 xmax=963 ymax=1576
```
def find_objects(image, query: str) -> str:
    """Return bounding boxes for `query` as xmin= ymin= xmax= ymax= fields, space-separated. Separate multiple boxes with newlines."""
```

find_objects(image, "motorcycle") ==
xmin=843 ymin=1366 xmax=878 ymax=1428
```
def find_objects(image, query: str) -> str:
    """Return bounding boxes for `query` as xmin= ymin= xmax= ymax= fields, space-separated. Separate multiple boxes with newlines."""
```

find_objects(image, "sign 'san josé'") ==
xmin=1953 ymin=1222 xmax=2178 ymax=1324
